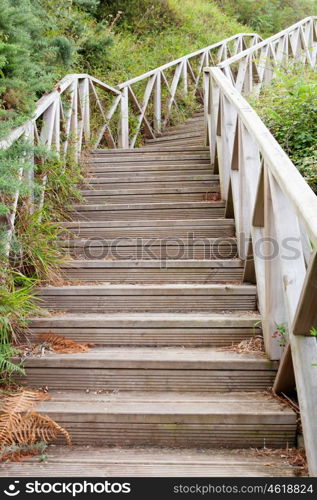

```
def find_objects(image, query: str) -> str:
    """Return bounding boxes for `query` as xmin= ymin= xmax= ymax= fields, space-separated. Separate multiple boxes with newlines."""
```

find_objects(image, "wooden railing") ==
xmin=218 ymin=16 xmax=317 ymax=94
xmin=114 ymin=33 xmax=260 ymax=148
xmin=0 ymin=33 xmax=259 ymax=255
xmin=203 ymin=18 xmax=317 ymax=474
xmin=0 ymin=74 xmax=121 ymax=255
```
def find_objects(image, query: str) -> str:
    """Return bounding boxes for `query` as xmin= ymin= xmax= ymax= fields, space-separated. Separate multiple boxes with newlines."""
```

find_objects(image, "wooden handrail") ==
xmin=116 ymin=32 xmax=260 ymax=89
xmin=217 ymin=17 xmax=317 ymax=94
xmin=114 ymin=33 xmax=260 ymax=148
xmin=205 ymin=68 xmax=317 ymax=245
xmin=203 ymin=64 xmax=317 ymax=476
xmin=0 ymin=32 xmax=260 ymax=255
xmin=218 ymin=16 xmax=317 ymax=68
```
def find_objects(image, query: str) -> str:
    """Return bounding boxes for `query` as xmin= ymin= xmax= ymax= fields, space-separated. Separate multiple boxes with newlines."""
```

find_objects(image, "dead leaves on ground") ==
xmin=1 ymin=445 xmax=43 ymax=463
xmin=36 ymin=332 xmax=94 ymax=354
xmin=256 ymin=447 xmax=308 ymax=475
xmin=219 ymin=336 xmax=264 ymax=354
xmin=0 ymin=389 xmax=71 ymax=462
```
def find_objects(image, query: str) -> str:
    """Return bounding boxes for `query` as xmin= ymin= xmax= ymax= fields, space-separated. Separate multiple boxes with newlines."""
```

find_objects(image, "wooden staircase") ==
xmin=4 ymin=113 xmax=300 ymax=477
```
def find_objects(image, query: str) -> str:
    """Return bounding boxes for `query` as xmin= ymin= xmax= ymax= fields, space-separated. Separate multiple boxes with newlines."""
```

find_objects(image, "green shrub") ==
xmin=250 ymin=64 xmax=317 ymax=192
xmin=95 ymin=0 xmax=177 ymax=34
xmin=216 ymin=0 xmax=317 ymax=37
xmin=101 ymin=0 xmax=250 ymax=85
xmin=0 ymin=148 xmax=85 ymax=381
xmin=0 ymin=276 xmax=38 ymax=383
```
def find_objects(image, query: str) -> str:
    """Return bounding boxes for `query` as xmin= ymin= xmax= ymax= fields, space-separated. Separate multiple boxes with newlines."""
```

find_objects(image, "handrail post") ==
xmin=182 ymin=60 xmax=188 ymax=96
xmin=119 ymin=86 xmax=129 ymax=148
xmin=203 ymin=70 xmax=209 ymax=147
xmin=154 ymin=72 xmax=162 ymax=134
xmin=24 ymin=121 xmax=35 ymax=214
xmin=73 ymin=79 xmax=79 ymax=160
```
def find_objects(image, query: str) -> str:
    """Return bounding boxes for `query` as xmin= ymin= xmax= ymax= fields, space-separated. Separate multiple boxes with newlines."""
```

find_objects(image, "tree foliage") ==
xmin=0 ymin=0 xmax=113 ymax=135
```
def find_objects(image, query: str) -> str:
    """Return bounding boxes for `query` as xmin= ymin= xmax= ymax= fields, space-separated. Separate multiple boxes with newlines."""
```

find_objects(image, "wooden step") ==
xmin=144 ymin=139 xmax=205 ymax=147
xmin=69 ymin=201 xmax=226 ymax=221
xmin=36 ymin=284 xmax=257 ymax=313
xmin=88 ymin=169 xmax=213 ymax=179
xmin=142 ymin=144 xmax=207 ymax=151
xmin=60 ymin=259 xmax=244 ymax=284
xmin=89 ymin=153 xmax=210 ymax=163
xmin=61 ymin=237 xmax=238 ymax=260
xmin=80 ymin=185 xmax=220 ymax=204
xmin=93 ymin=146 xmax=208 ymax=154
xmin=88 ymin=157 xmax=211 ymax=166
xmin=146 ymin=131 xmax=204 ymax=143
xmin=156 ymin=133 xmax=204 ymax=142
xmin=84 ymin=174 xmax=217 ymax=186
xmin=60 ymin=219 xmax=236 ymax=239
xmin=144 ymin=140 xmax=204 ymax=148
xmin=32 ymin=391 xmax=297 ymax=448
xmin=156 ymin=125 xmax=204 ymax=136
xmin=88 ymin=164 xmax=213 ymax=176
xmin=153 ymin=136 xmax=204 ymax=146
xmin=145 ymin=128 xmax=202 ymax=136
xmin=164 ymin=115 xmax=204 ymax=125
xmin=1 ymin=446 xmax=300 ymax=477
xmin=21 ymin=347 xmax=277 ymax=392
xmin=28 ymin=312 xmax=261 ymax=347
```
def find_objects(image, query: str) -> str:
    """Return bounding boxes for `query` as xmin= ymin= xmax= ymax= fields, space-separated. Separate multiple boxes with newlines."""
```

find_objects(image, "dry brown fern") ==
xmin=37 ymin=332 xmax=93 ymax=353
xmin=0 ymin=389 xmax=71 ymax=449
xmin=14 ymin=411 xmax=71 ymax=446
xmin=1 ymin=447 xmax=39 ymax=462
xmin=0 ymin=390 xmax=49 ymax=446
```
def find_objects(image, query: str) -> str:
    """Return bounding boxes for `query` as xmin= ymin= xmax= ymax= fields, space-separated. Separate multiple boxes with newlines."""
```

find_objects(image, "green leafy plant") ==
xmin=11 ymin=211 xmax=64 ymax=283
xmin=273 ymin=323 xmax=288 ymax=347
xmin=310 ymin=328 xmax=317 ymax=367
xmin=310 ymin=327 xmax=317 ymax=338
xmin=0 ymin=277 xmax=38 ymax=383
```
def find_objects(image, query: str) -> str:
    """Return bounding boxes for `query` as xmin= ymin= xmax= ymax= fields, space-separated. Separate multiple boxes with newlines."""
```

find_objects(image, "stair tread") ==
xmin=60 ymin=218 xmax=234 ymax=228
xmin=84 ymin=175 xmax=217 ymax=182
xmin=93 ymin=146 xmax=208 ymax=153
xmin=88 ymin=159 xmax=211 ymax=165
xmin=35 ymin=391 xmax=296 ymax=421
xmin=1 ymin=446 xmax=300 ymax=477
xmin=61 ymin=259 xmax=243 ymax=268
xmin=88 ymin=173 xmax=214 ymax=179
xmin=30 ymin=311 xmax=261 ymax=323
xmin=145 ymin=134 xmax=204 ymax=142
xmin=81 ymin=187 xmax=219 ymax=195
xmin=71 ymin=200 xmax=225 ymax=210
xmin=37 ymin=283 xmax=256 ymax=293
xmin=87 ymin=166 xmax=213 ymax=175
xmin=24 ymin=346 xmax=273 ymax=370
xmin=62 ymin=237 xmax=237 ymax=246
xmin=144 ymin=144 xmax=207 ymax=150
xmin=28 ymin=312 xmax=261 ymax=348
xmin=89 ymin=154 xmax=210 ymax=162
